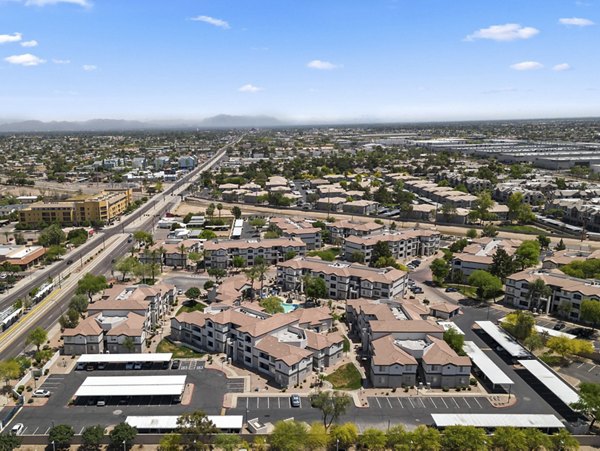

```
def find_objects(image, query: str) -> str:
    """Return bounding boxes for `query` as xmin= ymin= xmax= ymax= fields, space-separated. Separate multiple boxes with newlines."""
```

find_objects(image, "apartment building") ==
xmin=170 ymin=305 xmax=343 ymax=388
xmin=139 ymin=239 xmax=202 ymax=269
xmin=343 ymin=230 xmax=441 ymax=264
xmin=315 ymin=197 xmax=346 ymax=213
xmin=342 ymin=200 xmax=380 ymax=216
xmin=505 ymin=269 xmax=600 ymax=321
xmin=269 ymin=217 xmax=322 ymax=250
xmin=204 ymin=237 xmax=307 ymax=269
xmin=277 ymin=256 xmax=408 ymax=300
xmin=451 ymin=238 xmax=521 ymax=282
xmin=327 ymin=219 xmax=385 ymax=242
xmin=19 ymin=189 xmax=132 ymax=227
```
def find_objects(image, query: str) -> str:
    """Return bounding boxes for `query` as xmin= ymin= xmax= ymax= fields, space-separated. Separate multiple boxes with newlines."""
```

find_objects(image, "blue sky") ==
xmin=0 ymin=0 xmax=598 ymax=122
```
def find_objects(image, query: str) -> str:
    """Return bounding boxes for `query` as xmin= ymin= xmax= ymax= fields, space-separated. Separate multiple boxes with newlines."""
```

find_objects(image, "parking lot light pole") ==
xmin=336 ymin=439 xmax=339 ymax=451
xmin=122 ymin=440 xmax=126 ymax=451
xmin=51 ymin=441 xmax=55 ymax=451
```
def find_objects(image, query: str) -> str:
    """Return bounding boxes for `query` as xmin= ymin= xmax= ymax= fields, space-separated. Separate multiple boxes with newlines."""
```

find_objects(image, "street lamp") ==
xmin=51 ymin=441 xmax=56 ymax=451
xmin=336 ymin=438 xmax=339 ymax=451
xmin=122 ymin=440 xmax=126 ymax=451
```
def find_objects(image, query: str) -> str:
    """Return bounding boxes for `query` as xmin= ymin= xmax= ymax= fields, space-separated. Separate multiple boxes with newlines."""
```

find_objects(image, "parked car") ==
xmin=97 ymin=363 xmax=106 ymax=370
xmin=66 ymin=259 xmax=73 ymax=265
xmin=569 ymin=327 xmax=595 ymax=339
xmin=33 ymin=389 xmax=51 ymax=398
xmin=125 ymin=362 xmax=134 ymax=370
xmin=553 ymin=322 xmax=566 ymax=331
xmin=10 ymin=423 xmax=24 ymax=435
xmin=445 ymin=287 xmax=458 ymax=293
xmin=133 ymin=362 xmax=142 ymax=370
xmin=97 ymin=399 xmax=106 ymax=406
xmin=290 ymin=394 xmax=301 ymax=407
xmin=171 ymin=360 xmax=180 ymax=370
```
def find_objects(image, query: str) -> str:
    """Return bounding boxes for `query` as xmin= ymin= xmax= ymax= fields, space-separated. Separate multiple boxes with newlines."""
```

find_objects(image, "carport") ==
xmin=463 ymin=341 xmax=513 ymax=393
xmin=431 ymin=413 xmax=565 ymax=432
xmin=518 ymin=360 xmax=579 ymax=406
xmin=125 ymin=415 xmax=243 ymax=433
xmin=474 ymin=321 xmax=530 ymax=360
xmin=76 ymin=353 xmax=173 ymax=370
xmin=74 ymin=375 xmax=186 ymax=404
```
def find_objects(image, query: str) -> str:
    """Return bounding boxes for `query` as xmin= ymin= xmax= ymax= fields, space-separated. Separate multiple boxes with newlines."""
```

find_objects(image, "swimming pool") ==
xmin=280 ymin=302 xmax=299 ymax=313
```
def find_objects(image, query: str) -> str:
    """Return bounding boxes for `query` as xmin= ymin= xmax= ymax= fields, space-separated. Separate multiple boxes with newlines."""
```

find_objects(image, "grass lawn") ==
xmin=445 ymin=283 xmax=477 ymax=299
xmin=307 ymin=248 xmax=340 ymax=262
xmin=499 ymin=225 xmax=547 ymax=235
xmin=324 ymin=363 xmax=362 ymax=390
xmin=156 ymin=339 xmax=203 ymax=358
xmin=176 ymin=300 xmax=207 ymax=315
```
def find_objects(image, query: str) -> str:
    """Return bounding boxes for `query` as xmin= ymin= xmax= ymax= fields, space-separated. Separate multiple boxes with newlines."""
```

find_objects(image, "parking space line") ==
xmin=429 ymin=398 xmax=437 ymax=408
xmin=299 ymin=397 xmax=302 ymax=408
xmin=278 ymin=397 xmax=280 ymax=408
xmin=79 ymin=427 xmax=85 ymax=434
xmin=440 ymin=397 xmax=449 ymax=408
xmin=577 ymin=362 xmax=586 ymax=368
xmin=452 ymin=397 xmax=460 ymax=408
xmin=397 ymin=398 xmax=403 ymax=408
xmin=246 ymin=397 xmax=249 ymax=409
xmin=463 ymin=397 xmax=471 ymax=408
xmin=21 ymin=427 xmax=28 ymax=435
xmin=473 ymin=397 xmax=483 ymax=409
xmin=588 ymin=365 xmax=596 ymax=373
xmin=408 ymin=398 xmax=415 ymax=408
xmin=256 ymin=398 xmax=259 ymax=409
xmin=419 ymin=398 xmax=427 ymax=408
xmin=45 ymin=427 xmax=51 ymax=434
xmin=32 ymin=427 xmax=39 ymax=435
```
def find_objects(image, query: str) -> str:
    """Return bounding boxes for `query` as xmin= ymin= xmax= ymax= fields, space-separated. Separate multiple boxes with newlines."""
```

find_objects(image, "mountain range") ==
xmin=0 ymin=115 xmax=284 ymax=132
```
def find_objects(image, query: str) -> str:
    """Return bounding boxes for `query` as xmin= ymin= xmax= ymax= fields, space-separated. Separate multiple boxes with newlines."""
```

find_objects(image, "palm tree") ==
xmin=255 ymin=262 xmax=268 ymax=299
xmin=526 ymin=278 xmax=552 ymax=312
xmin=244 ymin=266 xmax=259 ymax=300
xmin=178 ymin=243 xmax=187 ymax=270
xmin=158 ymin=245 xmax=167 ymax=273
xmin=216 ymin=203 xmax=223 ymax=219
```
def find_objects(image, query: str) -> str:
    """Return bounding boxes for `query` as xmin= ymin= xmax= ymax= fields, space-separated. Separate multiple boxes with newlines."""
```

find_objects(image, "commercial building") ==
xmin=19 ymin=189 xmax=132 ymax=227
xmin=203 ymin=237 xmax=307 ymax=269
xmin=277 ymin=256 xmax=408 ymax=300
xmin=0 ymin=244 xmax=45 ymax=269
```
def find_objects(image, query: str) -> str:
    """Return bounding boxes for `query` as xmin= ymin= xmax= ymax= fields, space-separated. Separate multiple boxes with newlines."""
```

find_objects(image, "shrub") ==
xmin=469 ymin=377 xmax=477 ymax=386
xmin=443 ymin=387 xmax=449 ymax=392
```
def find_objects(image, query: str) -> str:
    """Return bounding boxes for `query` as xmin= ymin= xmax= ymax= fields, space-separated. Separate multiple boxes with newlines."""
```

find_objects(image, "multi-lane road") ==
xmin=0 ymin=137 xmax=239 ymax=360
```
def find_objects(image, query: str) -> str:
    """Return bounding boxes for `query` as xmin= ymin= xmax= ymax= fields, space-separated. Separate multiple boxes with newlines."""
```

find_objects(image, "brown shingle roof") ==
xmin=371 ymin=335 xmax=418 ymax=366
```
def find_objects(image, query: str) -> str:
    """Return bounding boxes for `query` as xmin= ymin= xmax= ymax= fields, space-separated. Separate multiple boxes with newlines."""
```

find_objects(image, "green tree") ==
xmin=409 ymin=425 xmax=441 ymax=451
xmin=176 ymin=410 xmax=217 ymax=446
xmin=310 ymin=391 xmax=351 ymax=429
xmin=537 ymin=234 xmax=551 ymax=250
xmin=259 ymin=296 xmax=284 ymax=314
xmin=231 ymin=206 xmax=242 ymax=219
xmin=430 ymin=258 xmax=450 ymax=284
xmin=349 ymin=251 xmax=365 ymax=263
xmin=546 ymin=335 xmax=573 ymax=359
xmin=115 ymin=256 xmax=139 ymax=282
xmin=571 ymin=382 xmax=600 ymax=429
xmin=0 ymin=434 xmax=21 ymax=451
xmin=467 ymin=270 xmax=503 ymax=302
xmin=449 ymin=238 xmax=468 ymax=253
xmin=59 ymin=307 xmax=80 ymax=329
xmin=550 ymin=429 xmax=579 ymax=450
xmin=232 ymin=255 xmax=246 ymax=268
xmin=109 ymin=423 xmax=137 ymax=450
xmin=491 ymin=427 xmax=527 ymax=451
xmin=441 ymin=425 xmax=487 ymax=451
xmin=507 ymin=310 xmax=536 ymax=341
xmin=249 ymin=217 xmax=267 ymax=230
xmin=0 ymin=359 xmax=21 ymax=387
xmin=489 ymin=248 xmax=515 ymax=282
xmin=122 ymin=337 xmax=136 ymax=353
xmin=481 ymin=223 xmax=498 ymax=238
xmin=69 ymin=294 xmax=89 ymax=315
xmin=48 ymin=424 xmax=75 ymax=450
xmin=200 ymin=229 xmax=217 ymax=240
xmin=466 ymin=228 xmax=478 ymax=239
xmin=507 ymin=192 xmax=527 ymax=223
xmin=303 ymin=275 xmax=328 ymax=302
xmin=523 ymin=332 xmax=544 ymax=352
xmin=443 ymin=327 xmax=465 ymax=355
xmin=213 ymin=434 xmax=241 ymax=451
xmin=526 ymin=278 xmax=552 ymax=312
xmin=284 ymin=250 xmax=297 ymax=261
xmin=306 ymin=422 xmax=328 ymax=451
xmin=76 ymin=273 xmax=108 ymax=302
xmin=185 ymin=287 xmax=201 ymax=299
xmin=358 ymin=428 xmax=387 ymax=450
xmin=329 ymin=423 xmax=358 ymax=449
xmin=555 ymin=238 xmax=567 ymax=251
xmin=216 ymin=203 xmax=223 ymax=218
xmin=208 ymin=268 xmax=227 ymax=280
xmin=158 ymin=433 xmax=181 ymax=451
xmin=269 ymin=420 xmax=308 ymax=451
xmin=386 ymin=424 xmax=410 ymax=449
xmin=470 ymin=191 xmax=495 ymax=223
xmin=515 ymin=240 xmax=541 ymax=270
xmin=26 ymin=326 xmax=48 ymax=351
xmin=81 ymin=425 xmax=105 ymax=451
xmin=38 ymin=224 xmax=66 ymax=247
xmin=203 ymin=280 xmax=215 ymax=291
xmin=580 ymin=299 xmax=600 ymax=330
xmin=132 ymin=230 xmax=153 ymax=247
xmin=370 ymin=241 xmax=392 ymax=267
xmin=522 ymin=428 xmax=552 ymax=451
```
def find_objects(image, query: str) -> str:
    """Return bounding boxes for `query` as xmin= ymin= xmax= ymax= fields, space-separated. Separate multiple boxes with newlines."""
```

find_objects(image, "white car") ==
xmin=11 ymin=423 xmax=24 ymax=435
xmin=33 ymin=389 xmax=51 ymax=397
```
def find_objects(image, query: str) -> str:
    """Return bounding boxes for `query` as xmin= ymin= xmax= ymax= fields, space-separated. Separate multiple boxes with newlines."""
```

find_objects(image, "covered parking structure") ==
xmin=463 ymin=341 xmax=513 ymax=393
xmin=125 ymin=415 xmax=243 ymax=433
xmin=431 ymin=413 xmax=565 ymax=432
xmin=517 ymin=359 xmax=582 ymax=422
xmin=474 ymin=321 xmax=530 ymax=361
xmin=74 ymin=375 xmax=186 ymax=405
xmin=76 ymin=353 xmax=173 ymax=371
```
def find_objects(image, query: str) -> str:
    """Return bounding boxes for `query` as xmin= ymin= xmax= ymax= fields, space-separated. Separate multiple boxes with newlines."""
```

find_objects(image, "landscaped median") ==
xmin=156 ymin=338 xmax=203 ymax=358
xmin=323 ymin=363 xmax=362 ymax=390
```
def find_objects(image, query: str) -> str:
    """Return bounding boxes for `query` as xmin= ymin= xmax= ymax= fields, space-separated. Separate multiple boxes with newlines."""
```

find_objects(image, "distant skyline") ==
xmin=0 ymin=0 xmax=599 ymax=123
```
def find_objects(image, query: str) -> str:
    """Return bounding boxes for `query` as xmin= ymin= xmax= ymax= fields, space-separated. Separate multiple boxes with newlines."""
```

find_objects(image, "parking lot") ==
xmin=238 ymin=395 xmax=306 ymax=410
xmin=368 ymin=395 xmax=490 ymax=411
xmin=559 ymin=361 xmax=600 ymax=385
xmin=177 ymin=359 xmax=205 ymax=371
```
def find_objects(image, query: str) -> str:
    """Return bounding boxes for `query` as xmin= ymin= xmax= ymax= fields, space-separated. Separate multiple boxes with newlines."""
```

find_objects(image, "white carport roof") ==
xmin=77 ymin=353 xmax=172 ymax=363
xmin=432 ymin=414 xmax=565 ymax=428
xmin=463 ymin=341 xmax=513 ymax=386
xmin=125 ymin=415 xmax=244 ymax=430
xmin=518 ymin=359 xmax=579 ymax=406
xmin=535 ymin=325 xmax=576 ymax=340
xmin=74 ymin=375 xmax=186 ymax=398
xmin=475 ymin=321 xmax=530 ymax=358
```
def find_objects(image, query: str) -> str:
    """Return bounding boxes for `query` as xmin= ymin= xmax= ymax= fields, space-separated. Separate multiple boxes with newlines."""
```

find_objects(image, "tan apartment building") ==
xmin=204 ymin=237 xmax=307 ymax=269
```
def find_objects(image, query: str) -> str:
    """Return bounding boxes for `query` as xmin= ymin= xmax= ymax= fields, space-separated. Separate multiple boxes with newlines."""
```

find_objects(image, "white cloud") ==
xmin=553 ymin=63 xmax=571 ymax=71
xmin=238 ymin=84 xmax=263 ymax=93
xmin=559 ymin=17 xmax=594 ymax=26
xmin=190 ymin=15 xmax=230 ymax=29
xmin=52 ymin=58 xmax=70 ymax=64
xmin=0 ymin=32 xmax=22 ymax=44
xmin=82 ymin=64 xmax=97 ymax=71
xmin=21 ymin=39 xmax=38 ymax=47
xmin=4 ymin=53 xmax=46 ymax=66
xmin=465 ymin=23 xmax=539 ymax=41
xmin=25 ymin=0 xmax=91 ymax=6
xmin=510 ymin=61 xmax=544 ymax=71
xmin=307 ymin=59 xmax=339 ymax=70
